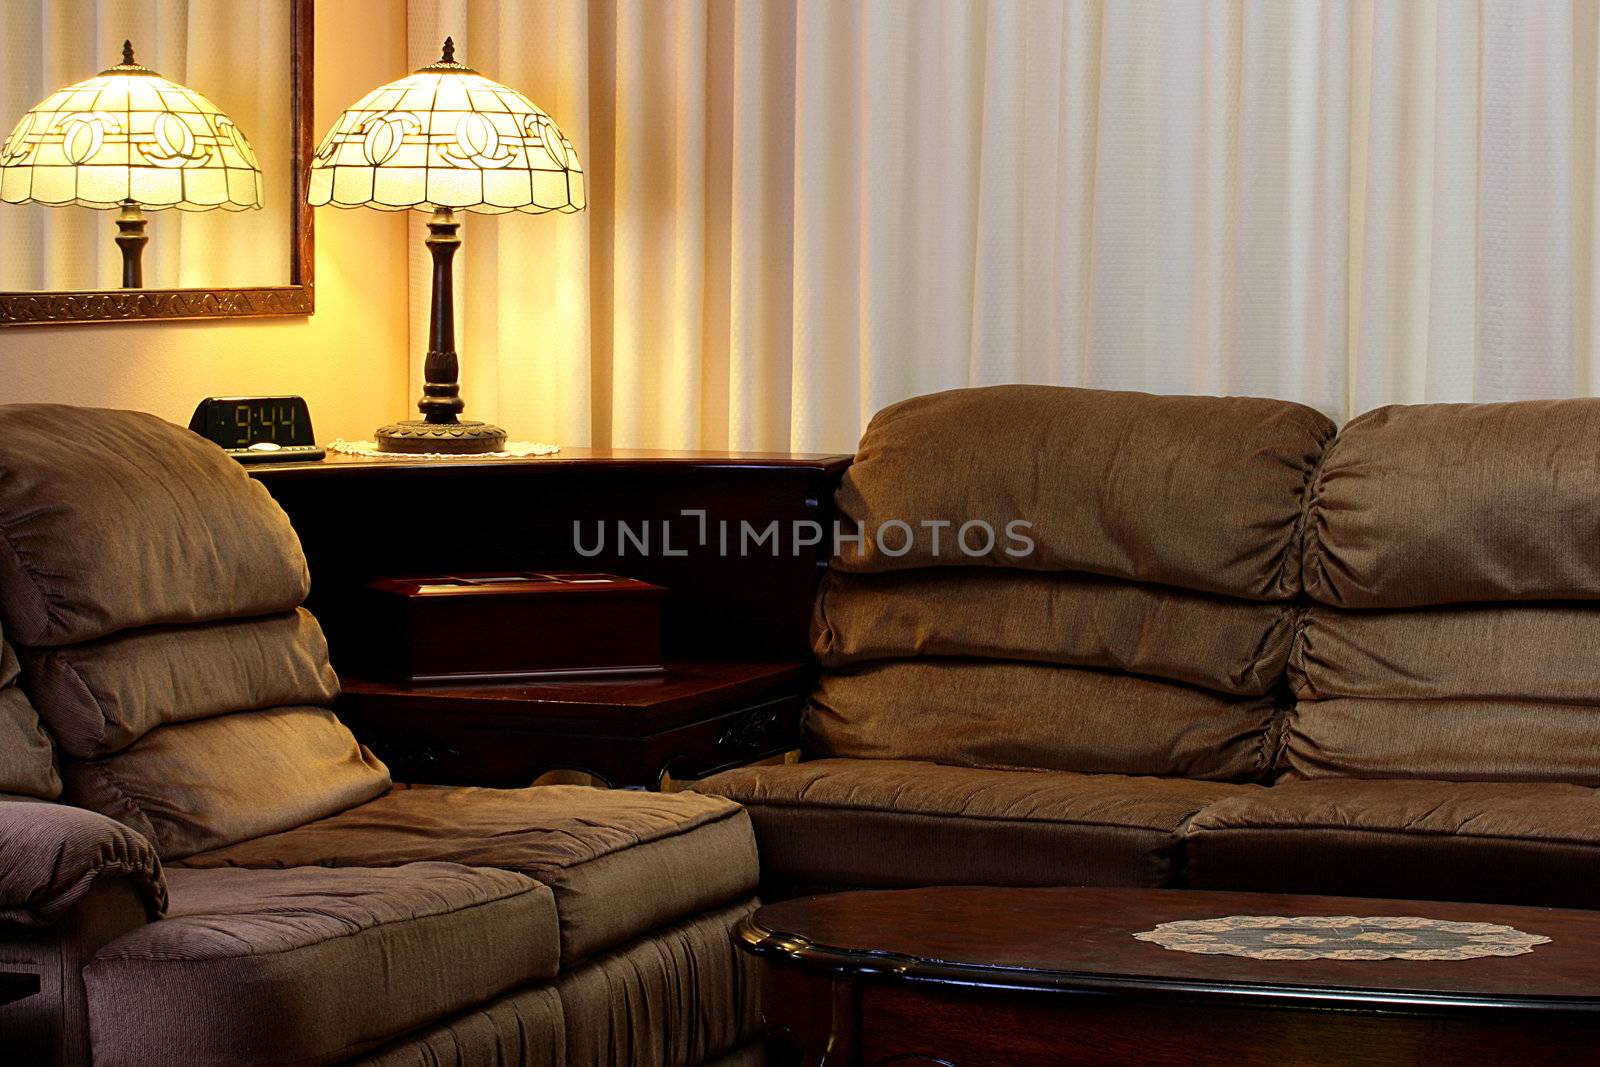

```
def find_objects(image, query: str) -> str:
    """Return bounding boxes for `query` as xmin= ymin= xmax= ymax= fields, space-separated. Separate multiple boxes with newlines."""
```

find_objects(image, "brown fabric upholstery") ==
xmin=64 ymin=708 xmax=390 ymax=860
xmin=835 ymin=384 xmax=1333 ymax=598
xmin=1291 ymin=401 xmax=1600 ymax=785
xmin=816 ymin=569 xmax=1295 ymax=695
xmin=178 ymin=785 xmax=759 ymax=966
xmin=1304 ymin=399 xmax=1600 ymax=609
xmin=807 ymin=660 xmax=1280 ymax=781
xmin=0 ymin=879 xmax=148 ymax=1067
xmin=0 ymin=405 xmax=383 ymax=874
xmin=349 ymin=985 xmax=565 ymax=1067
xmin=1186 ymin=778 xmax=1600 ymax=908
xmin=22 ymin=608 xmax=339 ymax=759
xmin=554 ymin=899 xmax=760 ymax=1067
xmin=1279 ymin=699 xmax=1600 ymax=786
xmin=694 ymin=759 xmax=1258 ymax=890
xmin=0 ymin=404 xmax=308 ymax=647
xmin=85 ymin=863 xmax=558 ymax=1067
xmin=0 ymin=799 xmax=165 ymax=926
xmin=1293 ymin=603 xmax=1600 ymax=703
xmin=0 ymin=640 xmax=60 ymax=799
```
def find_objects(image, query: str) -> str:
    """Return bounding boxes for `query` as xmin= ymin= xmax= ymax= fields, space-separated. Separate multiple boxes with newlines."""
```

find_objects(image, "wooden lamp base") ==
xmin=379 ymin=206 xmax=511 ymax=455
xmin=375 ymin=418 xmax=507 ymax=455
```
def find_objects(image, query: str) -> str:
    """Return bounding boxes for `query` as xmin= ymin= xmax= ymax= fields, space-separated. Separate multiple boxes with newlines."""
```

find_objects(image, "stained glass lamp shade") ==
xmin=0 ymin=42 xmax=263 ymax=288
xmin=308 ymin=38 xmax=585 ymax=454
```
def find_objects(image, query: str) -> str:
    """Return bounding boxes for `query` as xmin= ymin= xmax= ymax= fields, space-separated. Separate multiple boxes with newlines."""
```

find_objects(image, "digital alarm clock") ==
xmin=188 ymin=396 xmax=326 ymax=464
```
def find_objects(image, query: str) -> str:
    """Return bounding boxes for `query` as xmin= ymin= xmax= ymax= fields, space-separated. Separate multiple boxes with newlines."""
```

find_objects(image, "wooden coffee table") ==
xmin=737 ymin=886 xmax=1600 ymax=1066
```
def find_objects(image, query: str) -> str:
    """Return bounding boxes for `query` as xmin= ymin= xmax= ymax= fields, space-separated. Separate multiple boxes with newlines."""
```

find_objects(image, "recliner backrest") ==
xmin=0 ymin=405 xmax=389 ymax=858
xmin=807 ymin=384 xmax=1336 ymax=781
xmin=1289 ymin=399 xmax=1600 ymax=785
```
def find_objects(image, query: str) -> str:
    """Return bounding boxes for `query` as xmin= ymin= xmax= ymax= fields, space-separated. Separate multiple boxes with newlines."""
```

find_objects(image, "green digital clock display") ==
xmin=188 ymin=396 xmax=324 ymax=463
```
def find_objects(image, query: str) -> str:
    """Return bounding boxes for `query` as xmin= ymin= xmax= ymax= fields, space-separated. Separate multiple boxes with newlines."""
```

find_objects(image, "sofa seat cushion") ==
xmin=177 ymin=785 xmax=758 ymax=966
xmin=692 ymin=758 xmax=1259 ymax=890
xmin=1187 ymin=778 xmax=1600 ymax=908
xmin=84 ymin=863 xmax=558 ymax=1067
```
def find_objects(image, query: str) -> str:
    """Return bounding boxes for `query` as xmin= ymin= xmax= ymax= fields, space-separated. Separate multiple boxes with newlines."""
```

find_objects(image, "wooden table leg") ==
xmin=762 ymin=964 xmax=863 ymax=1065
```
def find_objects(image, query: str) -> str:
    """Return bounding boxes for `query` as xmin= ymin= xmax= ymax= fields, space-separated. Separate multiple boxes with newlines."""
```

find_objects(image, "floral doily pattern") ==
xmin=1132 ymin=915 xmax=1550 ymax=961
xmin=328 ymin=439 xmax=559 ymax=459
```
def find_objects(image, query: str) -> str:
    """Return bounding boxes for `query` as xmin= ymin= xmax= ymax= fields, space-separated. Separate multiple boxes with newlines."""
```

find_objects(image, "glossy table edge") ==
xmin=248 ymin=447 xmax=854 ymax=480
xmin=734 ymin=908 xmax=1600 ymax=1017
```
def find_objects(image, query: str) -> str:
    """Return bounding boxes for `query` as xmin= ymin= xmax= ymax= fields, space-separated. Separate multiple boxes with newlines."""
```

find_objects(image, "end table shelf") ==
xmin=337 ymin=659 xmax=810 ymax=790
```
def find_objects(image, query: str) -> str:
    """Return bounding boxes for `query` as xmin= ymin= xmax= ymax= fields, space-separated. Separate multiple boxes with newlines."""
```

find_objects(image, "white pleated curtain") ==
xmin=0 ymin=0 xmax=290 ymax=291
xmin=408 ymin=0 xmax=1600 ymax=454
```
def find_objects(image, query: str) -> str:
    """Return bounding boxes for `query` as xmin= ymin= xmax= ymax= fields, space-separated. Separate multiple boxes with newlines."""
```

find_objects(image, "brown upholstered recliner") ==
xmin=697 ymin=386 xmax=1600 ymax=911
xmin=0 ymin=405 xmax=761 ymax=1066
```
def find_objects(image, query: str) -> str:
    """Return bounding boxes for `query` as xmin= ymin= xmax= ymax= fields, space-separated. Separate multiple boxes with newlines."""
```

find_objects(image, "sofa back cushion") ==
xmin=0 ymin=405 xmax=309 ymax=647
xmin=0 ymin=639 xmax=60 ymax=799
xmin=64 ymin=707 xmax=388 ymax=858
xmin=1289 ymin=399 xmax=1600 ymax=784
xmin=809 ymin=386 xmax=1335 ymax=781
xmin=23 ymin=609 xmax=339 ymax=760
xmin=0 ymin=405 xmax=388 ymax=858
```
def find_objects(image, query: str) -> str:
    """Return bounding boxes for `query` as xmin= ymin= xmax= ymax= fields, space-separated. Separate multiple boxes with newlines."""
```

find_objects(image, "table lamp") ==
xmin=0 ymin=41 xmax=263 ymax=289
xmin=308 ymin=38 xmax=585 ymax=455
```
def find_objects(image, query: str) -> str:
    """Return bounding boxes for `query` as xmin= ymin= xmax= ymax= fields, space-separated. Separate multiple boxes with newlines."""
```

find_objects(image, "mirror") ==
xmin=0 ymin=0 xmax=311 ymax=325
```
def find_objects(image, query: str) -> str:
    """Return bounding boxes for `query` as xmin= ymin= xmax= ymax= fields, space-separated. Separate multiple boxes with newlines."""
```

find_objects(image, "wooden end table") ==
xmin=739 ymin=886 xmax=1600 ymax=1066
xmin=337 ymin=659 xmax=809 ymax=790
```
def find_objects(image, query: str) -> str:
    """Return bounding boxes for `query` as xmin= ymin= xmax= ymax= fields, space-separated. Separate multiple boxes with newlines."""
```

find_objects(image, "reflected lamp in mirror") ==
xmin=308 ymin=36 xmax=584 ymax=454
xmin=0 ymin=41 xmax=263 ymax=289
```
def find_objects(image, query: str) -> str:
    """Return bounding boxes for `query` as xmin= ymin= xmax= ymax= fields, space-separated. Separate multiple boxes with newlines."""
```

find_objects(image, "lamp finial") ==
xmin=440 ymin=36 xmax=455 ymax=64
xmin=121 ymin=40 xmax=135 ymax=66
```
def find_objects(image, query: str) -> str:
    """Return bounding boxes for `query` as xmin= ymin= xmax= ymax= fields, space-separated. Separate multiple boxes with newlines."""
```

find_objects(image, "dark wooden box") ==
xmin=365 ymin=572 xmax=666 ymax=683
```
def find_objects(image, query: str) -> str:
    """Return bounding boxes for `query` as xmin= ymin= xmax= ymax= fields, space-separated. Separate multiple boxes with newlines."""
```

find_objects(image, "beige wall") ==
xmin=0 ymin=2 xmax=411 ymax=443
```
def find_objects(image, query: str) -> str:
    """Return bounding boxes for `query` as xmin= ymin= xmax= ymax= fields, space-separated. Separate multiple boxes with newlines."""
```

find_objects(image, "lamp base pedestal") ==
xmin=374 ymin=419 xmax=507 ymax=455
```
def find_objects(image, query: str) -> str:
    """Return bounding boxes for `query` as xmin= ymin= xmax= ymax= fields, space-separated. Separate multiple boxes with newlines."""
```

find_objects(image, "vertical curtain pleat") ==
xmin=399 ymin=0 xmax=1600 ymax=454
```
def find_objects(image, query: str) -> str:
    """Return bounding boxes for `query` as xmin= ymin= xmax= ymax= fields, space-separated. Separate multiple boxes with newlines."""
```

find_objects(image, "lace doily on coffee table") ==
xmin=1133 ymin=915 xmax=1550 ymax=961
xmin=328 ymin=439 xmax=559 ymax=459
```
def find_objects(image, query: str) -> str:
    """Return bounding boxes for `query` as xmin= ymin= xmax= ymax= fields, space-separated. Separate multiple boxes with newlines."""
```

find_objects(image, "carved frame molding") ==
xmin=0 ymin=0 xmax=315 ymax=327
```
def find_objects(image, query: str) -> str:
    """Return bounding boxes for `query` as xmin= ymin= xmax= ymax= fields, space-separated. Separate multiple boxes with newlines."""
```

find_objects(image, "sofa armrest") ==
xmin=0 ymin=799 xmax=166 ymax=927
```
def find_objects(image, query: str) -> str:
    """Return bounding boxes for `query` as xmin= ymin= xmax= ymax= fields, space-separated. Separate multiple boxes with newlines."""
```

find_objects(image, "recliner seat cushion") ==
xmin=694 ymin=759 xmax=1259 ymax=890
xmin=1186 ymin=778 xmax=1600 ymax=908
xmin=0 ymin=404 xmax=309 ymax=647
xmin=176 ymin=785 xmax=759 ymax=965
xmin=65 ymin=707 xmax=390 ymax=859
xmin=835 ymin=384 xmax=1334 ymax=598
xmin=816 ymin=569 xmax=1295 ymax=696
xmin=84 ymin=863 xmax=558 ymax=1067
xmin=807 ymin=660 xmax=1280 ymax=781
xmin=23 ymin=609 xmax=339 ymax=759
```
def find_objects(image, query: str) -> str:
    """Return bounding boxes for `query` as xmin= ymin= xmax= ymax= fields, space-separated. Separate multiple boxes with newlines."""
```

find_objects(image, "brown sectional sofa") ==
xmin=697 ymin=385 xmax=1600 ymax=912
xmin=8 ymin=385 xmax=1600 ymax=1062
xmin=0 ymin=406 xmax=760 ymax=1066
